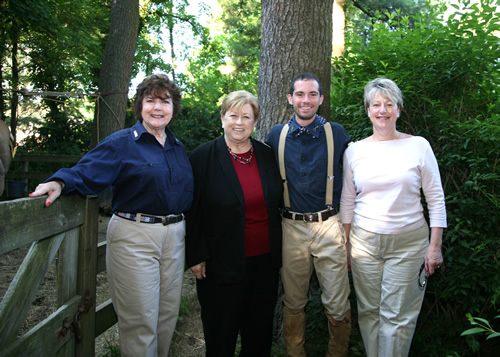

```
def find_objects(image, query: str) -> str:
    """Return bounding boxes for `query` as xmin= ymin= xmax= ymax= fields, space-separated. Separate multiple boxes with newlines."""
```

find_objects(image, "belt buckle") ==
xmin=302 ymin=213 xmax=315 ymax=223
xmin=161 ymin=214 xmax=182 ymax=225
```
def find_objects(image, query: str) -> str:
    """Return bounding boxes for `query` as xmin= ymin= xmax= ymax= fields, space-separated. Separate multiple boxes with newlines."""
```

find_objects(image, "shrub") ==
xmin=332 ymin=0 xmax=499 ymax=355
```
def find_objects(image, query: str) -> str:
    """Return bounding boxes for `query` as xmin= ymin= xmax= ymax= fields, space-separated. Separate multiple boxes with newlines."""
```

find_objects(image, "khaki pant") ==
xmin=106 ymin=215 xmax=186 ymax=357
xmin=281 ymin=213 xmax=350 ymax=320
xmin=350 ymin=223 xmax=429 ymax=357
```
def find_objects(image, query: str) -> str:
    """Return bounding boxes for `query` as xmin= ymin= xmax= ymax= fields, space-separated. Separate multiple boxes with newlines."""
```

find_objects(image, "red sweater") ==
xmin=230 ymin=150 xmax=271 ymax=257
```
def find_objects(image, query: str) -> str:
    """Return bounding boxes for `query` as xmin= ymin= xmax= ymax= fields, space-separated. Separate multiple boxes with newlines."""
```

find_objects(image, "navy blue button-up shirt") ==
xmin=48 ymin=120 xmax=193 ymax=215
xmin=265 ymin=115 xmax=350 ymax=213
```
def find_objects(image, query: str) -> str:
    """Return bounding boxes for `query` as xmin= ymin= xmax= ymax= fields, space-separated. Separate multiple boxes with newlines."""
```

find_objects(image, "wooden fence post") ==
xmin=75 ymin=195 xmax=99 ymax=357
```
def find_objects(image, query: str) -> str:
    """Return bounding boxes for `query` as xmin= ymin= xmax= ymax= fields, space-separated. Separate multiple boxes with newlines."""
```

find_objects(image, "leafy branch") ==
xmin=461 ymin=313 xmax=500 ymax=340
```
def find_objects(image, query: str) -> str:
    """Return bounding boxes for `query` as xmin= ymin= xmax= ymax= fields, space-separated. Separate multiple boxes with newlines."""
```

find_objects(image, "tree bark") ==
xmin=332 ymin=0 xmax=346 ymax=58
xmin=168 ymin=23 xmax=176 ymax=83
xmin=91 ymin=0 xmax=139 ymax=148
xmin=0 ymin=0 xmax=5 ymax=121
xmin=168 ymin=3 xmax=177 ymax=83
xmin=9 ymin=20 xmax=19 ymax=143
xmin=256 ymin=0 xmax=334 ymax=141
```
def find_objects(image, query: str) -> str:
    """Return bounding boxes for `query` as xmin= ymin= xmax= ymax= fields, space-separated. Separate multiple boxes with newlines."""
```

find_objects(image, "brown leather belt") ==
xmin=115 ymin=212 xmax=184 ymax=225
xmin=282 ymin=208 xmax=338 ymax=222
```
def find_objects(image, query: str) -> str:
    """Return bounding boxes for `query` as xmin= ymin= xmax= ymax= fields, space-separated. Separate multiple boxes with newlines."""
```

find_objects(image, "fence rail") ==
xmin=0 ymin=195 xmax=117 ymax=356
xmin=6 ymin=154 xmax=83 ymax=188
xmin=4 ymin=154 xmax=83 ymax=199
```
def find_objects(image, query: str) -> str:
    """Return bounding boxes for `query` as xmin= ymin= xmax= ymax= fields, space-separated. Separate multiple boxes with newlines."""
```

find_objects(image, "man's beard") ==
xmin=296 ymin=112 xmax=316 ymax=121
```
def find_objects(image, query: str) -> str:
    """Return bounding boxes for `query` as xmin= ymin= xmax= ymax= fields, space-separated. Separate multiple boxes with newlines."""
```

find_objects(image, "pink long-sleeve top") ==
xmin=340 ymin=136 xmax=447 ymax=234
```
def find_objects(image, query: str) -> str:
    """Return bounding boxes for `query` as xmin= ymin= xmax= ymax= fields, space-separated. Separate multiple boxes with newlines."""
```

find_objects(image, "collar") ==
xmin=287 ymin=115 xmax=328 ymax=139
xmin=131 ymin=120 xmax=148 ymax=141
xmin=131 ymin=121 xmax=181 ymax=146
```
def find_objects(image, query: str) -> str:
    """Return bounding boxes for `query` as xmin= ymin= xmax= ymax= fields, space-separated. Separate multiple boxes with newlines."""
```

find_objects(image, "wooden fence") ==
xmin=0 ymin=195 xmax=117 ymax=356
xmin=5 ymin=154 xmax=83 ymax=195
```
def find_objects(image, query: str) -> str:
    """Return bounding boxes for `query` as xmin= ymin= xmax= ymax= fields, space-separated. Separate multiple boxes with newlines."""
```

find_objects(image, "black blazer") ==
xmin=186 ymin=136 xmax=283 ymax=284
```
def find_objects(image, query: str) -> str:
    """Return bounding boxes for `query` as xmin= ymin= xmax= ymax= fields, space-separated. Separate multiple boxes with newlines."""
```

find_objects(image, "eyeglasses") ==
xmin=418 ymin=263 xmax=429 ymax=289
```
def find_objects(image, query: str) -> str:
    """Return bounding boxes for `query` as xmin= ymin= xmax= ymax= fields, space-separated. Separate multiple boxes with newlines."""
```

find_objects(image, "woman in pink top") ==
xmin=340 ymin=78 xmax=447 ymax=357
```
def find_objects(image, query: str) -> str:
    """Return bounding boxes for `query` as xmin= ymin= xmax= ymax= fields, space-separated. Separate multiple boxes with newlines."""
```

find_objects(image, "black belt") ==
xmin=282 ymin=208 xmax=338 ymax=222
xmin=115 ymin=212 xmax=184 ymax=226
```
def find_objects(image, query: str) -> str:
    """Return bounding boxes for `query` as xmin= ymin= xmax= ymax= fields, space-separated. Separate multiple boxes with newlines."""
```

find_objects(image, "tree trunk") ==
xmin=91 ymin=0 xmax=139 ymax=148
xmin=168 ymin=23 xmax=176 ymax=83
xmin=0 ymin=0 xmax=5 ymax=120
xmin=9 ymin=20 xmax=19 ymax=143
xmin=256 ymin=0 xmax=334 ymax=141
xmin=332 ymin=0 xmax=346 ymax=58
xmin=168 ymin=3 xmax=176 ymax=83
xmin=0 ymin=55 xmax=4 ymax=121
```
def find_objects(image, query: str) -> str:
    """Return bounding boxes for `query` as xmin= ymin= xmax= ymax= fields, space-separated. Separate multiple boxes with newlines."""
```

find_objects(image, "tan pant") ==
xmin=350 ymin=223 xmax=429 ymax=357
xmin=106 ymin=215 xmax=185 ymax=357
xmin=281 ymin=213 xmax=350 ymax=320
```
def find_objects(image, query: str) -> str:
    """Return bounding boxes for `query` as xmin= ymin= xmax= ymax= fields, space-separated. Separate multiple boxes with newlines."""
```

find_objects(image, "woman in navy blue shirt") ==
xmin=30 ymin=74 xmax=193 ymax=357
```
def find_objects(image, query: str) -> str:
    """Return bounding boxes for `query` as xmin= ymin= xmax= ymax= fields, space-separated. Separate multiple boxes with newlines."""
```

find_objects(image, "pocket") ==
xmin=106 ymin=215 xmax=121 ymax=244
xmin=334 ymin=216 xmax=346 ymax=245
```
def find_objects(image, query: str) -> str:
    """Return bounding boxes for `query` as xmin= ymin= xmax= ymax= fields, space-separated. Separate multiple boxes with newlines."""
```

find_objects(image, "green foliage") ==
xmin=3 ymin=0 xmax=109 ymax=94
xmin=101 ymin=337 xmax=121 ymax=357
xmin=462 ymin=313 xmax=500 ymax=340
xmin=332 ymin=0 xmax=499 ymax=354
xmin=170 ymin=36 xmax=228 ymax=153
xmin=167 ymin=0 xmax=263 ymax=152
xmin=133 ymin=0 xmax=209 ymax=77
xmin=346 ymin=0 xmax=430 ymax=43
xmin=19 ymin=102 xmax=92 ymax=155
xmin=170 ymin=103 xmax=222 ymax=155
xmin=1 ymin=0 xmax=109 ymax=159
xmin=178 ymin=293 xmax=198 ymax=322
xmin=352 ymin=0 xmax=427 ymax=18
xmin=26 ymin=0 xmax=108 ymax=92
xmin=218 ymin=0 xmax=261 ymax=80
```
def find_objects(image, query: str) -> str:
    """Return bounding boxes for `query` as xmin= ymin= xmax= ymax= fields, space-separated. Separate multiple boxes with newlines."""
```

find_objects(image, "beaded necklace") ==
xmin=227 ymin=145 xmax=254 ymax=164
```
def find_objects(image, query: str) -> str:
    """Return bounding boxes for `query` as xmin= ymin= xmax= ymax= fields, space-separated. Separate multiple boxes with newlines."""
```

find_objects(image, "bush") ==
xmin=331 ymin=0 xmax=499 ymax=355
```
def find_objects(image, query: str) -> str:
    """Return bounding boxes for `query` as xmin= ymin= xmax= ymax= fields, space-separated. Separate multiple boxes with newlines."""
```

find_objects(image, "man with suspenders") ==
xmin=265 ymin=73 xmax=352 ymax=356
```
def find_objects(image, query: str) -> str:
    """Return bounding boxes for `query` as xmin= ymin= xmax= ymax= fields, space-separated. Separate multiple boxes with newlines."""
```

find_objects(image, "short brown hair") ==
xmin=134 ymin=74 xmax=182 ymax=123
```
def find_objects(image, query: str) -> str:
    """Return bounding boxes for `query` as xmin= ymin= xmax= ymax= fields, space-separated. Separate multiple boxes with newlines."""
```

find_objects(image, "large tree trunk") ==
xmin=256 ymin=0 xmax=334 ymax=141
xmin=91 ymin=0 xmax=139 ymax=148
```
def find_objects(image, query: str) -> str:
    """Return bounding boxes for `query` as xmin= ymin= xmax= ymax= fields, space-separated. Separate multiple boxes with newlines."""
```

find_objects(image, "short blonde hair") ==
xmin=220 ymin=90 xmax=259 ymax=119
xmin=364 ymin=78 xmax=403 ymax=111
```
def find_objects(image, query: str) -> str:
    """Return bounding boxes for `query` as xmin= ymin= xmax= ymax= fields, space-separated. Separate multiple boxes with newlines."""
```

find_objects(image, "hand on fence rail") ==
xmin=29 ymin=180 xmax=65 ymax=207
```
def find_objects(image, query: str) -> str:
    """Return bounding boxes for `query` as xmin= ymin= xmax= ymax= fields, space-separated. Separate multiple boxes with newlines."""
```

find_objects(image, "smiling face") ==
xmin=367 ymin=92 xmax=400 ymax=132
xmin=288 ymin=79 xmax=324 ymax=125
xmin=221 ymin=103 xmax=257 ymax=147
xmin=141 ymin=93 xmax=173 ymax=134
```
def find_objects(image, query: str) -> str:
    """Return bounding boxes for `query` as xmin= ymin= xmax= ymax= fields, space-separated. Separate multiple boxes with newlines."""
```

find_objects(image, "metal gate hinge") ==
xmin=56 ymin=295 xmax=92 ymax=343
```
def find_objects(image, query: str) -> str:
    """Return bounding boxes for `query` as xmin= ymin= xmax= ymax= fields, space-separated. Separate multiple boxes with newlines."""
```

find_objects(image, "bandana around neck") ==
xmin=288 ymin=115 xmax=328 ymax=138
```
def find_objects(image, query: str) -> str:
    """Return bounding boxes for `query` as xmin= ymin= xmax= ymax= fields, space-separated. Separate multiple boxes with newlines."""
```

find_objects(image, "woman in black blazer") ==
xmin=186 ymin=90 xmax=283 ymax=357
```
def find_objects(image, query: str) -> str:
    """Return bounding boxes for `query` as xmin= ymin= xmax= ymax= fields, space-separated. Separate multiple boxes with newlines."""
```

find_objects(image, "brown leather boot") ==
xmin=325 ymin=310 xmax=351 ymax=357
xmin=283 ymin=306 xmax=307 ymax=357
